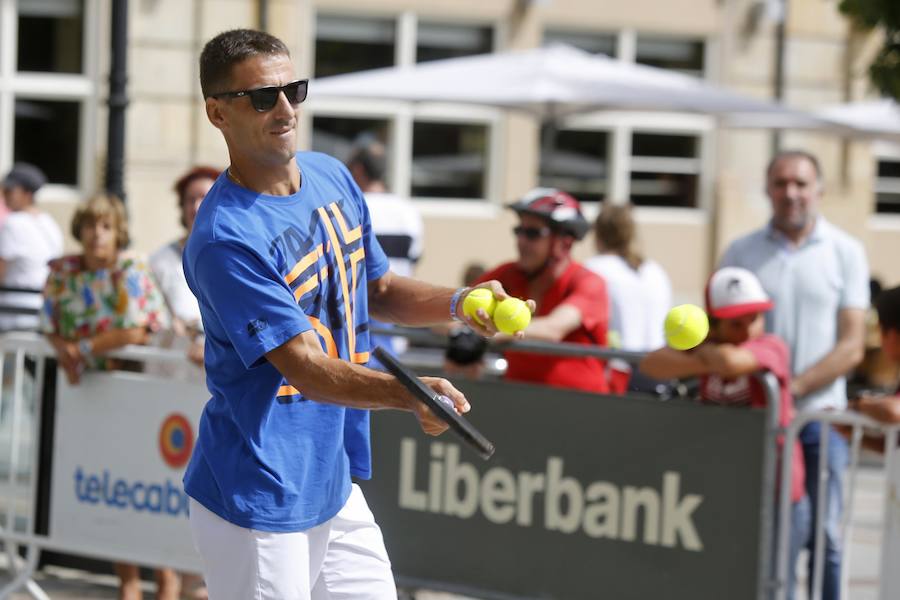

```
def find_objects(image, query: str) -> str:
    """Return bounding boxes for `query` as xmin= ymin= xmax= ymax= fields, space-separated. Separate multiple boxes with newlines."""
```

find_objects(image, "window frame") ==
xmin=0 ymin=0 xmax=98 ymax=201
xmin=306 ymin=10 xmax=503 ymax=211
xmin=872 ymin=141 xmax=900 ymax=224
xmin=538 ymin=126 xmax=611 ymax=204
xmin=539 ymin=26 xmax=715 ymax=212
xmin=543 ymin=110 xmax=714 ymax=214
xmin=415 ymin=19 xmax=495 ymax=65
xmin=312 ymin=12 xmax=398 ymax=79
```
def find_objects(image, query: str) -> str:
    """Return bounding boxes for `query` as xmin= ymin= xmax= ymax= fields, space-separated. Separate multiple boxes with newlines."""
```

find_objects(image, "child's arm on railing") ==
xmin=855 ymin=394 xmax=900 ymax=424
xmin=639 ymin=346 xmax=710 ymax=380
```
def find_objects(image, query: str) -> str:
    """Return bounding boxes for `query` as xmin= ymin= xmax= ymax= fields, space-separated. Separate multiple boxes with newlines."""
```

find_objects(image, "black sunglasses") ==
xmin=210 ymin=79 xmax=309 ymax=112
xmin=513 ymin=225 xmax=552 ymax=241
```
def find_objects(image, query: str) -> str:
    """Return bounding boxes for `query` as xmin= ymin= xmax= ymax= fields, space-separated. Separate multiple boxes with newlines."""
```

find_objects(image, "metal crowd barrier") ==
xmin=371 ymin=328 xmax=784 ymax=599
xmin=374 ymin=325 xmax=647 ymax=364
xmin=775 ymin=409 xmax=900 ymax=600
xmin=364 ymin=371 xmax=782 ymax=599
xmin=0 ymin=332 xmax=198 ymax=599
xmin=0 ymin=327 xmax=884 ymax=599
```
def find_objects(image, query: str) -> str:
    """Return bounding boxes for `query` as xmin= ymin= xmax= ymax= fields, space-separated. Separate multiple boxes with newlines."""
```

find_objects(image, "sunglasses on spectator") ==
xmin=513 ymin=225 xmax=552 ymax=240
xmin=209 ymin=79 xmax=309 ymax=112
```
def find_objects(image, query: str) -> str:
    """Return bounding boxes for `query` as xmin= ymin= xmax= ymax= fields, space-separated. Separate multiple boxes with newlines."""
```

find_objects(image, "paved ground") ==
xmin=0 ymin=464 xmax=890 ymax=599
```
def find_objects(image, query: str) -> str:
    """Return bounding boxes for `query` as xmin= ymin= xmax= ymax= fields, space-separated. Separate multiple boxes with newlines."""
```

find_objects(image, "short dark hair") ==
xmin=2 ymin=162 xmax=46 ymax=194
xmin=199 ymin=29 xmax=290 ymax=99
xmin=876 ymin=285 xmax=900 ymax=334
xmin=766 ymin=150 xmax=823 ymax=182
xmin=346 ymin=139 xmax=387 ymax=183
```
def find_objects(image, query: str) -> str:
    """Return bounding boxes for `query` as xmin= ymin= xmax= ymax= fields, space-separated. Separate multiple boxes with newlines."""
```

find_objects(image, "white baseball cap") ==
xmin=705 ymin=267 xmax=774 ymax=319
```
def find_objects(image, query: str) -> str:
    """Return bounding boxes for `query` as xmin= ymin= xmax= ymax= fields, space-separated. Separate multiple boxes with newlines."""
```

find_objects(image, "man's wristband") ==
xmin=449 ymin=287 xmax=468 ymax=322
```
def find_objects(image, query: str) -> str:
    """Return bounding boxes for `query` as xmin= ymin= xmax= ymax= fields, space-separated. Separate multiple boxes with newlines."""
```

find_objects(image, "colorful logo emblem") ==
xmin=158 ymin=413 xmax=194 ymax=469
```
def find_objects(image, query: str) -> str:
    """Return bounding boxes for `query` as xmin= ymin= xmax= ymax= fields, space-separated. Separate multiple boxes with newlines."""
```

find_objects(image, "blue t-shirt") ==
xmin=182 ymin=152 xmax=389 ymax=532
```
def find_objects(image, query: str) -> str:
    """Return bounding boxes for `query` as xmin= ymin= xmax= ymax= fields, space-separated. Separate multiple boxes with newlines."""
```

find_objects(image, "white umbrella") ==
xmin=815 ymin=99 xmax=900 ymax=142
xmin=313 ymin=44 xmax=829 ymax=126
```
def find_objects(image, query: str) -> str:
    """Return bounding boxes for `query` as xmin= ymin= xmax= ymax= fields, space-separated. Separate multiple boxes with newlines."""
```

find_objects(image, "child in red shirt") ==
xmin=640 ymin=266 xmax=809 ymax=600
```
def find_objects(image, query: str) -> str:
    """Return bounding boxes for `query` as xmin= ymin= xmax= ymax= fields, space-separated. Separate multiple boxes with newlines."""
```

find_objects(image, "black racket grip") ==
xmin=374 ymin=346 xmax=495 ymax=460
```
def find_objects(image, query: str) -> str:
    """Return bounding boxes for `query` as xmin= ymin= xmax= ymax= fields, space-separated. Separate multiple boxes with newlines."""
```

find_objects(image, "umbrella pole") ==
xmin=540 ymin=120 xmax=558 ymax=183
xmin=771 ymin=0 xmax=788 ymax=154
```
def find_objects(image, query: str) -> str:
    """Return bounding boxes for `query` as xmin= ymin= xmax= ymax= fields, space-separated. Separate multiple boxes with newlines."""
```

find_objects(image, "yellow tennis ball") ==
xmin=493 ymin=297 xmax=531 ymax=335
xmin=463 ymin=288 xmax=497 ymax=326
xmin=664 ymin=304 xmax=709 ymax=351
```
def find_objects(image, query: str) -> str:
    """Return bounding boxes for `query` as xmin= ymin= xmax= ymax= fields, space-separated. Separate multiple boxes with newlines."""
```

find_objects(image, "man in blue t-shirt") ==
xmin=184 ymin=29 xmax=525 ymax=600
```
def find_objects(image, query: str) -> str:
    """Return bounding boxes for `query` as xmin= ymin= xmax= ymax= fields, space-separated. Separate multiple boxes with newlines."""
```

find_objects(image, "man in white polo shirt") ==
xmin=720 ymin=150 xmax=868 ymax=600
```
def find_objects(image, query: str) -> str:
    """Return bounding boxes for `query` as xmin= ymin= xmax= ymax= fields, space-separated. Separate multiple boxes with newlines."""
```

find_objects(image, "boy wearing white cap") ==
xmin=640 ymin=266 xmax=809 ymax=600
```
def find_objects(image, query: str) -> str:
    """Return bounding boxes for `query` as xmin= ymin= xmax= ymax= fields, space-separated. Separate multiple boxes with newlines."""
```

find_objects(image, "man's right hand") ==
xmin=409 ymin=376 xmax=470 ymax=436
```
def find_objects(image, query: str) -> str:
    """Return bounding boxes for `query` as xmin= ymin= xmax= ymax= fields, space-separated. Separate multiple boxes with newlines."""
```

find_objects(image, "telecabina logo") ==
xmin=158 ymin=413 xmax=194 ymax=469
xmin=69 ymin=413 xmax=194 ymax=517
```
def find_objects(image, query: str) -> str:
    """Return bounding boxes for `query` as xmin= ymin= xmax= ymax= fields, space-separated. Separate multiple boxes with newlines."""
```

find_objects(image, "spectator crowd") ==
xmin=2 ymin=143 xmax=898 ymax=600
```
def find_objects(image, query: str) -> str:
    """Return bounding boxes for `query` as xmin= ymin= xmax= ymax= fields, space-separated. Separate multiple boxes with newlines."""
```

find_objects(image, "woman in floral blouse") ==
xmin=41 ymin=194 xmax=168 ymax=382
xmin=40 ymin=193 xmax=178 ymax=600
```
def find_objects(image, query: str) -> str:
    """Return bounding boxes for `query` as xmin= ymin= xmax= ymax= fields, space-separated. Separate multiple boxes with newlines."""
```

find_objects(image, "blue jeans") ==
xmin=800 ymin=421 xmax=849 ymax=600
xmin=782 ymin=495 xmax=812 ymax=600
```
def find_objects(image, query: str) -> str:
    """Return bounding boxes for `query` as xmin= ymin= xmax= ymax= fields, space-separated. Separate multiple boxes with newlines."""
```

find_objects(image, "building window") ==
xmin=629 ymin=132 xmax=700 ymax=208
xmin=314 ymin=15 xmax=395 ymax=77
xmin=16 ymin=0 xmax=84 ymax=74
xmin=13 ymin=99 xmax=80 ymax=185
xmin=876 ymin=159 xmax=900 ymax=215
xmin=311 ymin=116 xmax=391 ymax=185
xmin=412 ymin=122 xmax=487 ymax=199
xmin=310 ymin=13 xmax=498 ymax=203
xmin=416 ymin=22 xmax=493 ymax=63
xmin=635 ymin=35 xmax=705 ymax=77
xmin=542 ymin=29 xmax=617 ymax=57
xmin=539 ymin=128 xmax=609 ymax=203
xmin=536 ymin=29 xmax=709 ymax=208
xmin=1 ymin=1 xmax=92 ymax=189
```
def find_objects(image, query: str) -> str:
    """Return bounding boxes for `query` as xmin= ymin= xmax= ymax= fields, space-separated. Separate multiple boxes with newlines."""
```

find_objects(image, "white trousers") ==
xmin=189 ymin=484 xmax=397 ymax=600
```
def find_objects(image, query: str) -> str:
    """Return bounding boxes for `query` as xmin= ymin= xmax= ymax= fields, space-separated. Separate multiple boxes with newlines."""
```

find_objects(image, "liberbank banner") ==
xmin=362 ymin=379 xmax=772 ymax=600
xmin=49 ymin=371 xmax=207 ymax=571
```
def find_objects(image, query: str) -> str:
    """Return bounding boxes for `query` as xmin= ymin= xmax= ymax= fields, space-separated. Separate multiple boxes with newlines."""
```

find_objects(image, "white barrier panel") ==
xmin=49 ymin=370 xmax=206 ymax=572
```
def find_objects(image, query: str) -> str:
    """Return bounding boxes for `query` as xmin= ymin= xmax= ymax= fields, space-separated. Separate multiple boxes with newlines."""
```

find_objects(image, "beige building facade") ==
xmin=1 ymin=0 xmax=897 ymax=304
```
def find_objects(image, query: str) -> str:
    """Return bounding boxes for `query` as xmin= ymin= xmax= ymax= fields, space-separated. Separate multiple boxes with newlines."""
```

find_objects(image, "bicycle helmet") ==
xmin=508 ymin=187 xmax=590 ymax=240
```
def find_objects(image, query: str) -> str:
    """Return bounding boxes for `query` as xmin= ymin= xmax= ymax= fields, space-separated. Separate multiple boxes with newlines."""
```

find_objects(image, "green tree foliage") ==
xmin=840 ymin=0 xmax=900 ymax=99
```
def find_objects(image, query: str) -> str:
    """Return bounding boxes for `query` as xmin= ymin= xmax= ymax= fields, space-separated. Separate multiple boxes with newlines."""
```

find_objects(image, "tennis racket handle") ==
xmin=436 ymin=395 xmax=494 ymax=459
xmin=436 ymin=395 xmax=455 ymax=410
